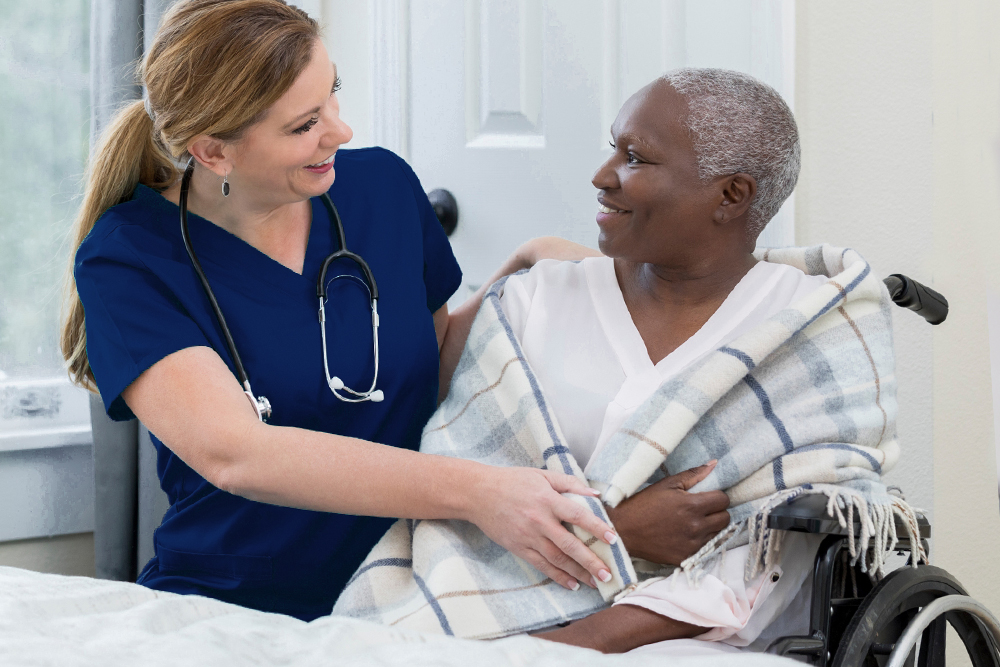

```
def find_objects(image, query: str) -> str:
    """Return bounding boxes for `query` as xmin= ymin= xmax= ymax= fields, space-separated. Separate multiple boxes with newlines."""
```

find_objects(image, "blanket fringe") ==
xmin=679 ymin=485 xmax=928 ymax=586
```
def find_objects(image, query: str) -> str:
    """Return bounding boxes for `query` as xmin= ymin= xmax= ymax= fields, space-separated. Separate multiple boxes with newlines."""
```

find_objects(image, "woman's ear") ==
xmin=187 ymin=135 xmax=232 ymax=178
xmin=713 ymin=173 xmax=757 ymax=224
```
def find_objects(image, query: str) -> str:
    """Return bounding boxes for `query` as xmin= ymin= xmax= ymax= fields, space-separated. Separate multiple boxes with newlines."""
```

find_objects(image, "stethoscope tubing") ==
xmin=319 ymin=283 xmax=380 ymax=402
xmin=178 ymin=158 xmax=255 ymax=394
xmin=178 ymin=158 xmax=382 ymax=420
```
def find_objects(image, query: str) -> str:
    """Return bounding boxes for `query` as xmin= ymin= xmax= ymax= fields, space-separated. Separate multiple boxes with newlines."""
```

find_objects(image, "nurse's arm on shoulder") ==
xmin=123 ymin=345 xmax=618 ymax=592
xmin=434 ymin=236 xmax=602 ymax=400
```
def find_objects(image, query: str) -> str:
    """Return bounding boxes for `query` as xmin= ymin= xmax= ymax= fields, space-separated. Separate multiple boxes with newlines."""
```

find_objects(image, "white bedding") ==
xmin=0 ymin=566 xmax=801 ymax=666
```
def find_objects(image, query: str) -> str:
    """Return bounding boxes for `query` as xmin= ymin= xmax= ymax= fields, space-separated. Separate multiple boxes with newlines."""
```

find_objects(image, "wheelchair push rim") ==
xmin=887 ymin=595 xmax=1000 ymax=667
xmin=830 ymin=565 xmax=1000 ymax=667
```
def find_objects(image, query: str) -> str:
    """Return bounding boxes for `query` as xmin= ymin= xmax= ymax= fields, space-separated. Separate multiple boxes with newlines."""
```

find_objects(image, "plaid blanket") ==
xmin=332 ymin=245 xmax=923 ymax=639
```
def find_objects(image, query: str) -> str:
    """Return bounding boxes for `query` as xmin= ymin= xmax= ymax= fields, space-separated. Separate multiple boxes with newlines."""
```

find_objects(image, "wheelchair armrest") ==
xmin=766 ymin=493 xmax=931 ymax=539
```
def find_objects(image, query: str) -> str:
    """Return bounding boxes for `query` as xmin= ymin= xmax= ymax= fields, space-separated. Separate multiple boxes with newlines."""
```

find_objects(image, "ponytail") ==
xmin=60 ymin=100 xmax=178 ymax=391
xmin=61 ymin=0 xmax=319 ymax=393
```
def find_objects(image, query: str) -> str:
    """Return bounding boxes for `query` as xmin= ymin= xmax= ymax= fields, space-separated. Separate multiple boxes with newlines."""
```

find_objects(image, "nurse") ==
xmin=60 ymin=0 xmax=624 ymax=621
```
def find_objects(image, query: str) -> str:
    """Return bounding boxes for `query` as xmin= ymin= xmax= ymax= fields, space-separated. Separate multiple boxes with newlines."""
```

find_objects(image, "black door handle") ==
xmin=428 ymin=189 xmax=459 ymax=236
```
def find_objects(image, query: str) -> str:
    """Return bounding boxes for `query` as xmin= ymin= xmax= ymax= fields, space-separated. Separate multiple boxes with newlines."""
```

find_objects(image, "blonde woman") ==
xmin=63 ymin=0 xmax=724 ymax=621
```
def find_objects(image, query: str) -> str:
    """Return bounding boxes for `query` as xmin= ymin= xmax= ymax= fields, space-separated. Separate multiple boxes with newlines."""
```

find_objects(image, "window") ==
xmin=0 ymin=1 xmax=89 ymax=380
xmin=0 ymin=0 xmax=93 ymax=541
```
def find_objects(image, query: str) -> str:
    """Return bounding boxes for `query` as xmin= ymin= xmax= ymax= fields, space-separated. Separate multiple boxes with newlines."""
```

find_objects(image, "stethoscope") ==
xmin=178 ymin=158 xmax=383 ymax=423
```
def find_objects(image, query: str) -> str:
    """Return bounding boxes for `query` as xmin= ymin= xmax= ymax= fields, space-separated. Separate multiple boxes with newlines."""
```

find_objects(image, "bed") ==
xmin=0 ymin=566 xmax=802 ymax=666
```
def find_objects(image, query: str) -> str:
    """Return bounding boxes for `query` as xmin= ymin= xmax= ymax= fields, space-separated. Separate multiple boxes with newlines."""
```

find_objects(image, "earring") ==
xmin=222 ymin=171 xmax=230 ymax=197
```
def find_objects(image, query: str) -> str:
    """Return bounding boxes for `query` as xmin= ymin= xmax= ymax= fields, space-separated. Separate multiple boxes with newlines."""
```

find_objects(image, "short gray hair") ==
xmin=661 ymin=68 xmax=800 ymax=237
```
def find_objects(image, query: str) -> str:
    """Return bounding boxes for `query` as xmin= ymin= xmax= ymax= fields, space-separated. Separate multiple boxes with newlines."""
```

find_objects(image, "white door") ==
xmin=321 ymin=0 xmax=795 ymax=301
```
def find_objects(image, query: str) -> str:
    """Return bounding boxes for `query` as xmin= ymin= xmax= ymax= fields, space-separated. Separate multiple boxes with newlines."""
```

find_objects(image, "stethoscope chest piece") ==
xmin=245 ymin=388 xmax=272 ymax=421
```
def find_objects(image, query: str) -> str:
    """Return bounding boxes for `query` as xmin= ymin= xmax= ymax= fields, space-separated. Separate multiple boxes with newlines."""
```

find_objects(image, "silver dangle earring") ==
xmin=222 ymin=171 xmax=230 ymax=197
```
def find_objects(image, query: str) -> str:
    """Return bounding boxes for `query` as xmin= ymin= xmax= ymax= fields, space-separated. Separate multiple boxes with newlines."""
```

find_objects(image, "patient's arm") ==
xmin=607 ymin=462 xmax=731 ymax=566
xmin=534 ymin=604 xmax=705 ymax=653
xmin=536 ymin=464 xmax=727 ymax=652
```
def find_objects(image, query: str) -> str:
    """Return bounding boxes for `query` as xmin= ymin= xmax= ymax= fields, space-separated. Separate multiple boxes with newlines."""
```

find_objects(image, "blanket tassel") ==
xmin=679 ymin=485 xmax=928 ymax=586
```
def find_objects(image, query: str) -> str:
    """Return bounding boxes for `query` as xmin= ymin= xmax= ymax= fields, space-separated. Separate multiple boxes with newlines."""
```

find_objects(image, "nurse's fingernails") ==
xmin=604 ymin=531 xmax=618 ymax=545
xmin=568 ymin=579 xmax=580 ymax=591
xmin=586 ymin=488 xmax=601 ymax=496
xmin=598 ymin=569 xmax=612 ymax=583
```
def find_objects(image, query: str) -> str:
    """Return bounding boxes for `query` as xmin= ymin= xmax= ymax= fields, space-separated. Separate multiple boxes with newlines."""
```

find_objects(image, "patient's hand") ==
xmin=606 ymin=461 xmax=730 ymax=566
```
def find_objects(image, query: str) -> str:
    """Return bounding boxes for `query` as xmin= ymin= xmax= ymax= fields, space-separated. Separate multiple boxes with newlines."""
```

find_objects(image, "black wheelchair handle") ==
xmin=883 ymin=274 xmax=949 ymax=325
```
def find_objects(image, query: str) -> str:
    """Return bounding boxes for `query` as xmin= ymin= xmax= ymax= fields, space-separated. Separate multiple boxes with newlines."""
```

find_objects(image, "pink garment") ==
xmin=617 ymin=545 xmax=777 ymax=644
xmin=620 ymin=531 xmax=822 ymax=653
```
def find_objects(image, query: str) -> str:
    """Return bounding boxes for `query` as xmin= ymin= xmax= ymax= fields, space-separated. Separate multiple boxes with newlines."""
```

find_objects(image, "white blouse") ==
xmin=501 ymin=256 xmax=829 ymax=470
xmin=500 ymin=256 xmax=828 ymax=652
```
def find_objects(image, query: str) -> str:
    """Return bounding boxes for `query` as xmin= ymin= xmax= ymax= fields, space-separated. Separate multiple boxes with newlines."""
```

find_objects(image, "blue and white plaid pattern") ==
xmin=332 ymin=245 xmax=922 ymax=639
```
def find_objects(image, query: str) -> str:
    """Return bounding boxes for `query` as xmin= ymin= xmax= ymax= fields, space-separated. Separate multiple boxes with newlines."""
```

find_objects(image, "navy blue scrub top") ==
xmin=75 ymin=147 xmax=462 ymax=621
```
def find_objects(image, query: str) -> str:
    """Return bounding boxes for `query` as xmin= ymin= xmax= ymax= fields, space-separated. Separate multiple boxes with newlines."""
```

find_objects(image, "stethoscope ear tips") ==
xmin=330 ymin=376 xmax=345 ymax=390
xmin=370 ymin=390 xmax=384 ymax=402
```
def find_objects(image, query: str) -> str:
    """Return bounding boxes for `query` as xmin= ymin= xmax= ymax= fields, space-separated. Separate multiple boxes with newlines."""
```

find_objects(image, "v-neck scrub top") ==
xmin=75 ymin=147 xmax=462 ymax=621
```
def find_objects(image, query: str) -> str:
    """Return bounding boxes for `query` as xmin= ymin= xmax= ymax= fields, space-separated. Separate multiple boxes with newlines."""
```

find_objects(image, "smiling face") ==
xmin=592 ymin=80 xmax=732 ymax=265
xmin=224 ymin=38 xmax=353 ymax=207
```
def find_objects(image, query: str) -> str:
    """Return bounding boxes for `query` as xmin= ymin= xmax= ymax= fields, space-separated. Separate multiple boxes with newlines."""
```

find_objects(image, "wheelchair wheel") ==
xmin=831 ymin=565 xmax=999 ymax=667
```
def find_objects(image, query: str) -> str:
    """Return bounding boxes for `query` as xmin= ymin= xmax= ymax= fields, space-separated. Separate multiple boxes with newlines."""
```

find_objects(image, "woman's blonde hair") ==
xmin=61 ymin=0 xmax=319 ymax=391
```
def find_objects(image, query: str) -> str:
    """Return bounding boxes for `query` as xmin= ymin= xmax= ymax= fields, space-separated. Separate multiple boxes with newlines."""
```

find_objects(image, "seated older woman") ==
xmin=335 ymin=68 xmax=903 ymax=658
xmin=509 ymin=69 xmax=825 ymax=654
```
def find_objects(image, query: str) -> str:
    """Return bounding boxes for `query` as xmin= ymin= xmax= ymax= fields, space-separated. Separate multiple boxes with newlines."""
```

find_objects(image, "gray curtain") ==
xmin=91 ymin=393 xmax=169 ymax=581
xmin=90 ymin=0 xmax=177 ymax=136
xmin=89 ymin=0 xmax=178 ymax=581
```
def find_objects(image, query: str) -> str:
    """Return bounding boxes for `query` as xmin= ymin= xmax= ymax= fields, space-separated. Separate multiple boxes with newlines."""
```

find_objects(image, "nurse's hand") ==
xmin=466 ymin=466 xmax=617 ymax=591
xmin=605 ymin=461 xmax=731 ymax=566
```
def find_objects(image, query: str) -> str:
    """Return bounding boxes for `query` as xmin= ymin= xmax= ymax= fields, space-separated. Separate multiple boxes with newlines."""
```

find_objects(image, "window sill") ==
xmin=0 ymin=377 xmax=92 ymax=453
xmin=0 ymin=425 xmax=92 ymax=453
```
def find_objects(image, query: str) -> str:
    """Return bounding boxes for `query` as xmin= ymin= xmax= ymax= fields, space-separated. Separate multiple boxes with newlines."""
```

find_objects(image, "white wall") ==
xmin=929 ymin=0 xmax=1000 ymax=620
xmin=795 ymin=0 xmax=1000 ymax=647
xmin=795 ymin=0 xmax=936 ymax=518
xmin=990 ymin=294 xmax=1000 ymax=505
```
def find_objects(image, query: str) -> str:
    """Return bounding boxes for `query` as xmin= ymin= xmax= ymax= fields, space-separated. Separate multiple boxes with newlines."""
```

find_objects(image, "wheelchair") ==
xmin=763 ymin=275 xmax=1000 ymax=666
